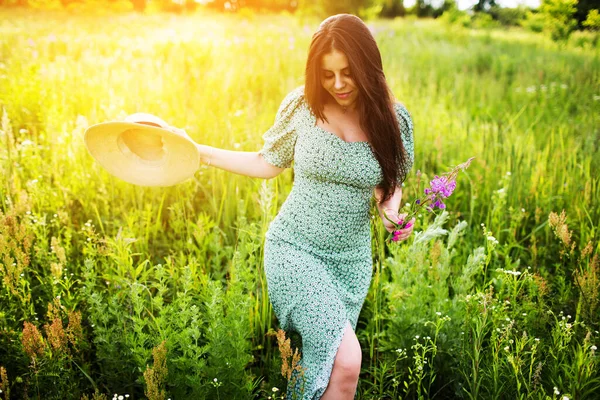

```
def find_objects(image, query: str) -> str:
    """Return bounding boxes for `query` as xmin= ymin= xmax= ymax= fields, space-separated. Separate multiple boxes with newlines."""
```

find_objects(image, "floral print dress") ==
xmin=259 ymin=86 xmax=414 ymax=399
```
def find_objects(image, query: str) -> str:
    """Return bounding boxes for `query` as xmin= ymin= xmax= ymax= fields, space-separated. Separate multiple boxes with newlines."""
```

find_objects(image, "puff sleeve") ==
xmin=258 ymin=87 xmax=304 ymax=169
xmin=394 ymin=102 xmax=415 ymax=180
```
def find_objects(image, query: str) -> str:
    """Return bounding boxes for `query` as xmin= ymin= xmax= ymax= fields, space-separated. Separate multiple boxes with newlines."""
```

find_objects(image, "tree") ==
xmin=540 ymin=0 xmax=579 ymax=41
xmin=583 ymin=8 xmax=600 ymax=30
xmin=473 ymin=0 xmax=496 ymax=13
xmin=380 ymin=0 xmax=405 ymax=17
xmin=574 ymin=0 xmax=600 ymax=26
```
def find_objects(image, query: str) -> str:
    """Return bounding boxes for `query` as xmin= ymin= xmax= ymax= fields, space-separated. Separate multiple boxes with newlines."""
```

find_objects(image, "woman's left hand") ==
xmin=382 ymin=211 xmax=415 ymax=241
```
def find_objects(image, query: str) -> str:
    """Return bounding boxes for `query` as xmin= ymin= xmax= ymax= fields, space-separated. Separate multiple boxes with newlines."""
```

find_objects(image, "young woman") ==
xmin=189 ymin=13 xmax=415 ymax=399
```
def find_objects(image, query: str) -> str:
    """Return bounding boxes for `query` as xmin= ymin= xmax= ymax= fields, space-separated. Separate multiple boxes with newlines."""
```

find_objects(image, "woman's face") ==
xmin=320 ymin=49 xmax=358 ymax=109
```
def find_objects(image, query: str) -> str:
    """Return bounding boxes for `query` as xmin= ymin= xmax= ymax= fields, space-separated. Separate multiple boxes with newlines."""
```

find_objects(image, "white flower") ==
xmin=535 ymin=338 xmax=540 ymax=342
xmin=214 ymin=378 xmax=218 ymax=382
xmin=554 ymin=387 xmax=560 ymax=395
xmin=487 ymin=235 xmax=499 ymax=245
xmin=118 ymin=396 xmax=124 ymax=400
xmin=562 ymin=396 xmax=569 ymax=400
xmin=436 ymin=311 xmax=442 ymax=316
xmin=415 ymin=335 xmax=420 ymax=339
xmin=591 ymin=345 xmax=597 ymax=351
xmin=504 ymin=346 xmax=509 ymax=351
xmin=272 ymin=387 xmax=279 ymax=392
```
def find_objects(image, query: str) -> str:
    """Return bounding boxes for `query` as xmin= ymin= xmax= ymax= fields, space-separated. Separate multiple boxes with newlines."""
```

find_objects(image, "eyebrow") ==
xmin=321 ymin=67 xmax=350 ymax=72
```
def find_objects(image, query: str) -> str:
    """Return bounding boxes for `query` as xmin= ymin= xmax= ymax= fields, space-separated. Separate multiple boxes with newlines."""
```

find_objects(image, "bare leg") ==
xmin=321 ymin=320 xmax=362 ymax=400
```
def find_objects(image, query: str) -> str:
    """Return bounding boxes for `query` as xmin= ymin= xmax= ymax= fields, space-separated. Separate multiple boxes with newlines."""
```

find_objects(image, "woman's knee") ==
xmin=334 ymin=323 xmax=362 ymax=378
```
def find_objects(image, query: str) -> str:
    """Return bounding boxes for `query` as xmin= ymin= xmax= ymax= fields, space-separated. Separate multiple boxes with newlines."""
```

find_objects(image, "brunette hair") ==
xmin=304 ymin=14 xmax=409 ymax=202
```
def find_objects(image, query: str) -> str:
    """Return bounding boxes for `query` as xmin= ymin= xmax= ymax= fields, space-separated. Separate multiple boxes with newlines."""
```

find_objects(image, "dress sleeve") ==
xmin=258 ymin=87 xmax=304 ymax=169
xmin=394 ymin=102 xmax=415 ymax=180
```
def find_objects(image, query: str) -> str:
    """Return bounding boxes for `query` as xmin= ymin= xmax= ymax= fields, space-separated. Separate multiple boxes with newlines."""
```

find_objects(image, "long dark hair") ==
xmin=304 ymin=14 xmax=409 ymax=202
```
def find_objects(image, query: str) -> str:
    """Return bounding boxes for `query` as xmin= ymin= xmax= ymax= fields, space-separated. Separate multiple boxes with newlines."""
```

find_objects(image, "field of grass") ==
xmin=0 ymin=8 xmax=599 ymax=400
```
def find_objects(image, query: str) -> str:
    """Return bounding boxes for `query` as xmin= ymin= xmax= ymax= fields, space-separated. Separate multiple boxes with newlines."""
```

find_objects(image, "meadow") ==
xmin=0 ymin=8 xmax=599 ymax=400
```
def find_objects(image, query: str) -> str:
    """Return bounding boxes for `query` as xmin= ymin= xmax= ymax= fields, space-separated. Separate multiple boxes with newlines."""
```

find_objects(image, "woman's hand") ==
xmin=166 ymin=125 xmax=195 ymax=143
xmin=381 ymin=210 xmax=415 ymax=242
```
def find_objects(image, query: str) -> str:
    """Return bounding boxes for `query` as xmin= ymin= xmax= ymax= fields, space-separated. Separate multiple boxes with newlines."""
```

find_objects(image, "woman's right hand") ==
xmin=166 ymin=125 xmax=195 ymax=143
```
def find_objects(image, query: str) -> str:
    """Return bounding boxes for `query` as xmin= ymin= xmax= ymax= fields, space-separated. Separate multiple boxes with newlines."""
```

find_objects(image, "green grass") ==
xmin=0 ymin=9 xmax=598 ymax=400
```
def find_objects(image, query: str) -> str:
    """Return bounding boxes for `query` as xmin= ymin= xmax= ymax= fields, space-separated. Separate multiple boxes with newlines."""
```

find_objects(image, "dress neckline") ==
xmin=310 ymin=113 xmax=370 ymax=146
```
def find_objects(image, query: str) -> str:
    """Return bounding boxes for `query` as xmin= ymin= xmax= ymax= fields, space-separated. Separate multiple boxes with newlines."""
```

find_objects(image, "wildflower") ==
xmin=562 ymin=396 xmax=569 ymax=400
xmin=415 ymin=335 xmax=420 ymax=339
xmin=487 ymin=235 xmax=499 ymax=245
xmin=504 ymin=346 xmax=509 ymax=351
xmin=118 ymin=396 xmax=124 ymax=400
xmin=554 ymin=387 xmax=560 ymax=395
xmin=384 ymin=157 xmax=473 ymax=243
xmin=436 ymin=311 xmax=442 ymax=316
xmin=503 ymin=270 xmax=521 ymax=276
xmin=214 ymin=378 xmax=218 ymax=382
xmin=591 ymin=345 xmax=597 ymax=351
xmin=22 ymin=322 xmax=46 ymax=359
xmin=272 ymin=387 xmax=279 ymax=392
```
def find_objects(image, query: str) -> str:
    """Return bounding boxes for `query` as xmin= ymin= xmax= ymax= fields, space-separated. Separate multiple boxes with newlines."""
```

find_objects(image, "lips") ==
xmin=335 ymin=91 xmax=352 ymax=99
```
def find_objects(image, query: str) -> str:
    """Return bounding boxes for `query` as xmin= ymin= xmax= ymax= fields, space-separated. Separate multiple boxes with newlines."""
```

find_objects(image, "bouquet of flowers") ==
xmin=384 ymin=157 xmax=475 ymax=243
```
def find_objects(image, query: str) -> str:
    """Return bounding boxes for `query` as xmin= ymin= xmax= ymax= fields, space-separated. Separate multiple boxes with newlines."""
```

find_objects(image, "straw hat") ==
xmin=84 ymin=113 xmax=200 ymax=187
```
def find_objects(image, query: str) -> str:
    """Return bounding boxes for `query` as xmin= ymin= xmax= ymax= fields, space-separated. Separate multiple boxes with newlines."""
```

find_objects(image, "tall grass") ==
xmin=0 ymin=9 xmax=598 ymax=399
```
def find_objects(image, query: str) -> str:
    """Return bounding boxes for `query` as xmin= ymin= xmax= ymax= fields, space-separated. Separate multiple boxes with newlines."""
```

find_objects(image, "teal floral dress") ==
xmin=259 ymin=86 xmax=414 ymax=399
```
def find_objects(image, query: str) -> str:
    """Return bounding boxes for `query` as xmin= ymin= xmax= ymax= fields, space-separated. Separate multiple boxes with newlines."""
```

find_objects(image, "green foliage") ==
xmin=583 ymin=9 xmax=600 ymax=30
xmin=490 ymin=5 xmax=528 ymax=27
xmin=471 ymin=12 xmax=500 ymax=29
xmin=521 ymin=10 xmax=546 ymax=32
xmin=540 ymin=0 xmax=579 ymax=41
xmin=440 ymin=6 xmax=472 ymax=28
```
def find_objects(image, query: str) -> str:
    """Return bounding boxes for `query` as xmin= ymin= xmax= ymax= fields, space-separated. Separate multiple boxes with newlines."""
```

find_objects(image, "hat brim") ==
xmin=84 ymin=122 xmax=200 ymax=187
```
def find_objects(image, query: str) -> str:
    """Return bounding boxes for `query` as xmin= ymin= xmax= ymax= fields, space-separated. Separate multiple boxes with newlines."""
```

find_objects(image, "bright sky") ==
xmin=403 ymin=0 xmax=541 ymax=9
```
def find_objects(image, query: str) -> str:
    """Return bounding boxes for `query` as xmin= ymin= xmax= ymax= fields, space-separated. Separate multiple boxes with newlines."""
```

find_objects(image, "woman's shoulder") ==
xmin=392 ymin=101 xmax=413 ymax=130
xmin=276 ymin=85 xmax=306 ymax=118
xmin=393 ymin=101 xmax=411 ymax=118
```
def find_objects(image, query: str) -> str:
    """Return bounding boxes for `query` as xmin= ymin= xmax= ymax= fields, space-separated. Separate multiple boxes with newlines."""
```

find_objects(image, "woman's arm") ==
xmin=374 ymin=185 xmax=414 ymax=241
xmin=196 ymin=144 xmax=284 ymax=179
xmin=167 ymin=127 xmax=285 ymax=179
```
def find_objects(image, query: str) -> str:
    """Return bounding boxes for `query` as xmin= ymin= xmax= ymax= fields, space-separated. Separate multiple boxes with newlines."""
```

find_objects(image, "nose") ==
xmin=334 ymin=74 xmax=345 ymax=90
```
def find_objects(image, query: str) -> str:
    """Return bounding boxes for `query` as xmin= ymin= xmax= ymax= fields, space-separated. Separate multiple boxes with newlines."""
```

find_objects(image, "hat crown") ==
xmin=124 ymin=113 xmax=169 ymax=129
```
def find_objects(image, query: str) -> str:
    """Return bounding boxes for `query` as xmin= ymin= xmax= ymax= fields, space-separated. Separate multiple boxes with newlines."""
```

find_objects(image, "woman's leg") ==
xmin=321 ymin=320 xmax=361 ymax=400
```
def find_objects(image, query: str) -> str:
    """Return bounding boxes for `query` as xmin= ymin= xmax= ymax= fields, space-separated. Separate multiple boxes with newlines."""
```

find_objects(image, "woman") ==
xmin=192 ymin=14 xmax=414 ymax=399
